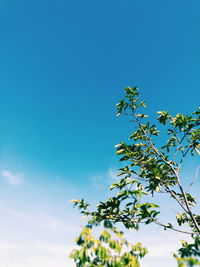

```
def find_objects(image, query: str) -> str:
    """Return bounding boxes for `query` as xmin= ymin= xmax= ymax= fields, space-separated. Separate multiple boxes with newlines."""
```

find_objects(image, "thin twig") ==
xmin=153 ymin=220 xmax=194 ymax=235
xmin=186 ymin=165 xmax=200 ymax=193
xmin=133 ymin=114 xmax=200 ymax=233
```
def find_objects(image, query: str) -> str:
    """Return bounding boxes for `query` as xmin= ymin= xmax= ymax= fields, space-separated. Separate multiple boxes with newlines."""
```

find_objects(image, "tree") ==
xmin=70 ymin=220 xmax=147 ymax=267
xmin=72 ymin=87 xmax=200 ymax=265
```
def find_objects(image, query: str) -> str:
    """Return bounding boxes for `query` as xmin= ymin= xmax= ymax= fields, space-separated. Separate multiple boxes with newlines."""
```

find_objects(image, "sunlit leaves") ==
xmin=174 ymin=254 xmax=200 ymax=267
xmin=157 ymin=111 xmax=171 ymax=125
xmin=178 ymin=236 xmax=200 ymax=258
xmin=70 ymin=222 xmax=148 ymax=267
xmin=71 ymin=86 xmax=200 ymax=265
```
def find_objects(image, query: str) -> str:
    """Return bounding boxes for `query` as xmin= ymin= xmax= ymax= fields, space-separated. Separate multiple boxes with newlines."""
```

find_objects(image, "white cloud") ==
xmin=0 ymin=241 xmax=74 ymax=267
xmin=0 ymin=241 xmax=18 ymax=257
xmin=89 ymin=168 xmax=118 ymax=190
xmin=1 ymin=170 xmax=24 ymax=186
xmin=3 ymin=205 xmax=80 ymax=233
xmin=108 ymin=168 xmax=118 ymax=181
xmin=33 ymin=242 xmax=73 ymax=255
xmin=0 ymin=203 xmax=80 ymax=267
xmin=37 ymin=214 xmax=80 ymax=232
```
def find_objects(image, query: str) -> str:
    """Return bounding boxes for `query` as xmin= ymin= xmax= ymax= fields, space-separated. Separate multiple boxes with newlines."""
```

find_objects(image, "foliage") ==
xmin=173 ymin=236 xmax=200 ymax=266
xmin=72 ymin=87 xmax=200 ymax=265
xmin=70 ymin=220 xmax=147 ymax=267
xmin=178 ymin=236 xmax=200 ymax=258
xmin=174 ymin=255 xmax=200 ymax=267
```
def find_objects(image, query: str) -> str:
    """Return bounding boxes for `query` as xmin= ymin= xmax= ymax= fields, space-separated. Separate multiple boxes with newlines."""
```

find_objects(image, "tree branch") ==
xmin=133 ymin=114 xmax=200 ymax=234
xmin=153 ymin=220 xmax=194 ymax=235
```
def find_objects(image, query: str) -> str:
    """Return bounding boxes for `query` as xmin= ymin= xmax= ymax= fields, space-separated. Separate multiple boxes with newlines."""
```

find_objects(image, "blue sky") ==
xmin=0 ymin=0 xmax=200 ymax=266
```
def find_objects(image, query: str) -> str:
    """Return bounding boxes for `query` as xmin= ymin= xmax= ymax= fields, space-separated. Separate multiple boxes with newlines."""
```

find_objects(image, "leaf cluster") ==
xmin=70 ymin=221 xmax=147 ymax=267
xmin=71 ymin=87 xmax=200 ymax=265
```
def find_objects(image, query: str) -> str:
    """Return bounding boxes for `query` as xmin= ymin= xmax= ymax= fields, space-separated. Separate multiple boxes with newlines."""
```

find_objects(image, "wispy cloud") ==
xmin=1 ymin=170 xmax=24 ymax=186
xmin=3 ymin=204 xmax=79 ymax=233
xmin=37 ymin=214 xmax=80 ymax=232
xmin=0 ymin=241 xmax=74 ymax=267
xmin=34 ymin=242 xmax=70 ymax=255
xmin=89 ymin=168 xmax=118 ymax=190
xmin=108 ymin=168 xmax=118 ymax=181
xmin=0 ymin=203 xmax=80 ymax=266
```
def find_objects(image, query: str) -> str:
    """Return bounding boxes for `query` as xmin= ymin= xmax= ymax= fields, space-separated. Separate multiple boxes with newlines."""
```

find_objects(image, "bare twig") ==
xmin=186 ymin=165 xmax=200 ymax=193
xmin=153 ymin=220 xmax=194 ymax=235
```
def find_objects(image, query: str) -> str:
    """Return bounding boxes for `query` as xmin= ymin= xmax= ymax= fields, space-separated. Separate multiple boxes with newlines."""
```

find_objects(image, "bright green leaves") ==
xmin=135 ymin=114 xmax=148 ymax=119
xmin=134 ymin=203 xmax=160 ymax=224
xmin=71 ymin=199 xmax=90 ymax=210
xmin=116 ymin=98 xmax=128 ymax=116
xmin=157 ymin=111 xmax=196 ymax=131
xmin=179 ymin=236 xmax=200 ymax=258
xmin=71 ymin=86 xmax=200 ymax=266
xmin=157 ymin=109 xmax=200 ymax=159
xmin=170 ymin=114 xmax=194 ymax=131
xmin=189 ymin=129 xmax=200 ymax=155
xmin=157 ymin=111 xmax=171 ymax=125
xmin=70 ymin=222 xmax=148 ymax=267
xmin=116 ymin=87 xmax=146 ymax=117
xmin=193 ymin=107 xmax=200 ymax=115
xmin=110 ymin=177 xmax=137 ymax=191
xmin=124 ymin=86 xmax=140 ymax=98
xmin=177 ymin=193 xmax=197 ymax=207
xmin=176 ymin=213 xmax=191 ymax=227
xmin=129 ymin=124 xmax=160 ymax=142
xmin=72 ymin=187 xmax=160 ymax=230
xmin=174 ymin=236 xmax=200 ymax=265
xmin=72 ymin=87 xmax=199 ymax=233
xmin=71 ymin=199 xmax=90 ymax=217
xmin=174 ymin=255 xmax=200 ymax=267
xmin=89 ymin=196 xmax=159 ymax=230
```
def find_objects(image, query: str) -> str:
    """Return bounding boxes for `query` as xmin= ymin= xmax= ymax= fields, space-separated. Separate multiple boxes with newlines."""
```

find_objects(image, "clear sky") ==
xmin=0 ymin=0 xmax=200 ymax=266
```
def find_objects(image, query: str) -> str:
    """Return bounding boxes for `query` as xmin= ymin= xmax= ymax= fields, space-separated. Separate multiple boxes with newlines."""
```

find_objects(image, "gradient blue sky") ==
xmin=0 ymin=0 xmax=200 ymax=266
